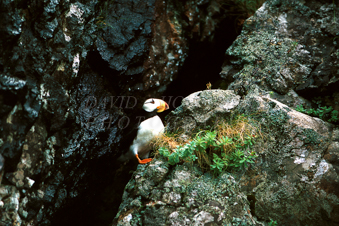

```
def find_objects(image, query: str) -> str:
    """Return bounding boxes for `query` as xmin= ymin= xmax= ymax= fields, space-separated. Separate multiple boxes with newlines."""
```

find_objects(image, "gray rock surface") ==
xmin=114 ymin=89 xmax=339 ymax=225
xmin=167 ymin=90 xmax=240 ymax=133
xmin=222 ymin=0 xmax=339 ymax=110
xmin=114 ymin=158 xmax=256 ymax=226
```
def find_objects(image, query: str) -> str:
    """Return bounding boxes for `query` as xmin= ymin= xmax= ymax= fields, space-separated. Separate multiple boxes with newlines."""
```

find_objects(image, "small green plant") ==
xmin=295 ymin=104 xmax=306 ymax=113
xmin=295 ymin=104 xmax=339 ymax=123
xmin=268 ymin=219 xmax=278 ymax=226
xmin=210 ymin=153 xmax=226 ymax=174
xmin=154 ymin=115 xmax=260 ymax=175
xmin=330 ymin=110 xmax=339 ymax=122
xmin=209 ymin=133 xmax=256 ymax=174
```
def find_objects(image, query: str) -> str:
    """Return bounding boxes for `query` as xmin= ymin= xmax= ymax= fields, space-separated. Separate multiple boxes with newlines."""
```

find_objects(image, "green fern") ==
xmin=159 ymin=130 xmax=257 ymax=174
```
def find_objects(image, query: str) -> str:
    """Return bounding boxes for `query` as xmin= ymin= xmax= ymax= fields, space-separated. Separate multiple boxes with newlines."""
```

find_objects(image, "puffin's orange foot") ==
xmin=136 ymin=154 xmax=152 ymax=164
xmin=139 ymin=158 xmax=152 ymax=164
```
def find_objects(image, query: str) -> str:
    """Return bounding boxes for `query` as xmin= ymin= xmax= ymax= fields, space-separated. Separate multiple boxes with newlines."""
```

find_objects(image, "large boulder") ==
xmin=167 ymin=89 xmax=241 ymax=133
xmin=114 ymin=89 xmax=339 ymax=225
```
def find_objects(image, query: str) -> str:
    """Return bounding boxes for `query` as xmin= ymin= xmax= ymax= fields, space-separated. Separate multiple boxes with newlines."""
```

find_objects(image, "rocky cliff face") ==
xmin=1 ymin=0 xmax=338 ymax=225
xmin=114 ymin=0 xmax=339 ymax=225
xmin=0 ymin=0 xmax=249 ymax=225
xmin=0 ymin=0 xmax=124 ymax=224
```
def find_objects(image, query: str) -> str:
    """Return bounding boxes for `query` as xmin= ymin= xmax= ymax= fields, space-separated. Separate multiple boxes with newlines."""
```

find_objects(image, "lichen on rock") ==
xmin=166 ymin=89 xmax=241 ymax=134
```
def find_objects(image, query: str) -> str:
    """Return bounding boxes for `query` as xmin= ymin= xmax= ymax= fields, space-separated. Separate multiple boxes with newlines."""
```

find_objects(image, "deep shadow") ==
xmin=162 ymin=16 xmax=241 ymax=110
xmin=296 ymin=80 xmax=339 ymax=125
xmin=50 ymin=156 xmax=138 ymax=226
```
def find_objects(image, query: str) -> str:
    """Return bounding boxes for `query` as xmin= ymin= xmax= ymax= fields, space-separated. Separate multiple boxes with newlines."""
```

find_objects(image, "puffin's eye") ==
xmin=145 ymin=99 xmax=155 ymax=105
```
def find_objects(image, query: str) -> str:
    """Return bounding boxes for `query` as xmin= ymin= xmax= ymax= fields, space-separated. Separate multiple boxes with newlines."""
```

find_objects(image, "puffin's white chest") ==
xmin=138 ymin=115 xmax=165 ymax=138
xmin=130 ymin=115 xmax=164 ymax=156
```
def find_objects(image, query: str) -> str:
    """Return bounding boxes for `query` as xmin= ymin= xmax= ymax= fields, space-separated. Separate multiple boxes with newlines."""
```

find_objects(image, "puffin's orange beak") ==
xmin=157 ymin=100 xmax=169 ymax=113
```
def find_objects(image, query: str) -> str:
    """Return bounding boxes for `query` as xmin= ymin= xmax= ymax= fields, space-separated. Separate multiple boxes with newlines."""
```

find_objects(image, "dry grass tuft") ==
xmin=216 ymin=115 xmax=259 ymax=152
xmin=150 ymin=114 xmax=261 ymax=171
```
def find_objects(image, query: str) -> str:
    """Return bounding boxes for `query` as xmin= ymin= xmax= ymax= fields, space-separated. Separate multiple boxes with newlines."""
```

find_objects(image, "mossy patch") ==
xmin=300 ymin=128 xmax=327 ymax=146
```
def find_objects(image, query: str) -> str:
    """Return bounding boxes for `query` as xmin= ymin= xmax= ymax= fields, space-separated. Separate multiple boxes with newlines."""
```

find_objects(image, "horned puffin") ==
xmin=128 ymin=98 xmax=169 ymax=164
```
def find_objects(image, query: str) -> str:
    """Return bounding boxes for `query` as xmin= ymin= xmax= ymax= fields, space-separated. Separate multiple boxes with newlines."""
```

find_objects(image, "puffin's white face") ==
xmin=143 ymin=98 xmax=169 ymax=113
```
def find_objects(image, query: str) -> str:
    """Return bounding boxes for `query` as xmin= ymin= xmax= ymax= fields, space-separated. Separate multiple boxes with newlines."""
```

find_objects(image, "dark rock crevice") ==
xmin=163 ymin=10 xmax=245 ymax=109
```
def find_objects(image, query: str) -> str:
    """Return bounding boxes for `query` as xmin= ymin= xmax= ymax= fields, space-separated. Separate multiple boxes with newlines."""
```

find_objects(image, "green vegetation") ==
xmin=153 ymin=115 xmax=260 ymax=175
xmin=268 ymin=220 xmax=278 ymax=226
xmin=295 ymin=104 xmax=339 ymax=123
